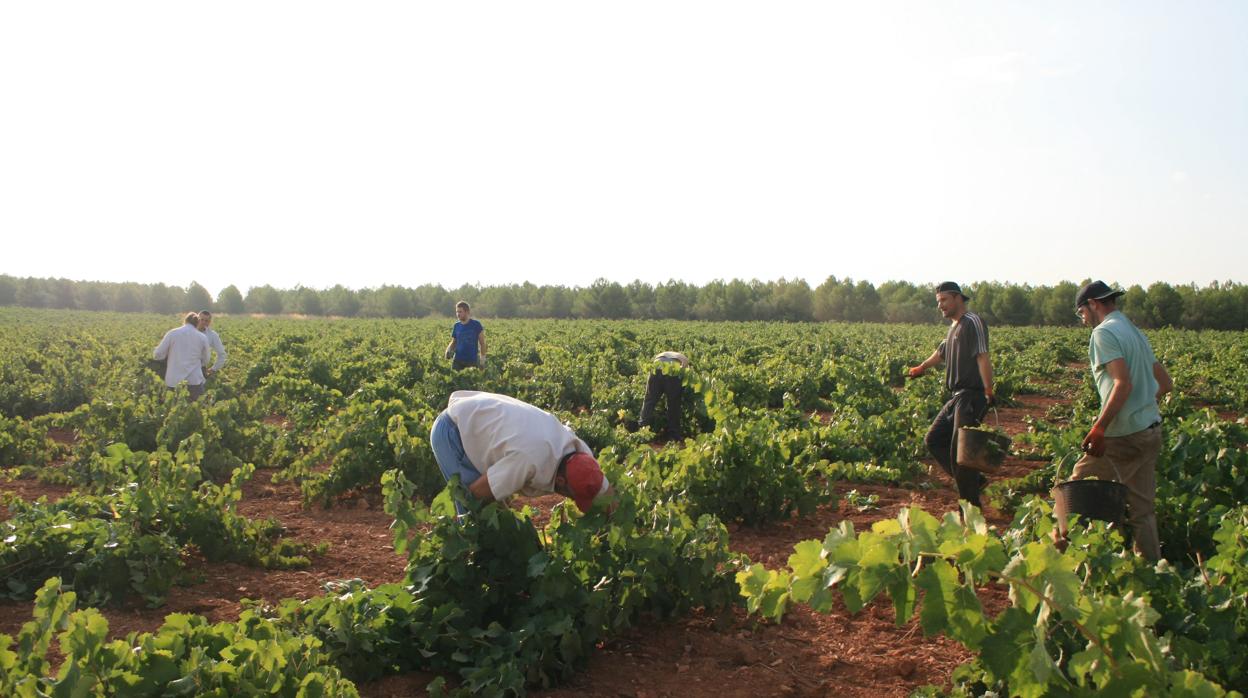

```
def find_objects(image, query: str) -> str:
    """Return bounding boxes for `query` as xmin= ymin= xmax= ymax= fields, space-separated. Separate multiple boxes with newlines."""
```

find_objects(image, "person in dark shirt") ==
xmin=637 ymin=351 xmax=689 ymax=441
xmin=907 ymin=282 xmax=996 ymax=508
xmin=444 ymin=301 xmax=487 ymax=370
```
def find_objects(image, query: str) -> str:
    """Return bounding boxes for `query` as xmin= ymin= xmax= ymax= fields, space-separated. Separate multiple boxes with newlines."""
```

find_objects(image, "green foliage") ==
xmin=279 ymin=399 xmax=443 ymax=505
xmin=3 ymin=309 xmax=1248 ymax=695
xmin=257 ymin=472 xmax=740 ymax=696
xmin=1156 ymin=413 xmax=1248 ymax=561
xmin=623 ymin=378 xmax=830 ymax=526
xmin=738 ymin=504 xmax=1241 ymax=696
xmin=6 ymin=276 xmax=1248 ymax=328
xmin=1 ymin=490 xmax=182 ymax=607
xmin=0 ymin=414 xmax=58 ymax=468
xmin=820 ymin=460 xmax=909 ymax=485
xmin=843 ymin=489 xmax=880 ymax=512
xmin=2 ymin=438 xmax=315 ymax=606
xmin=0 ymin=578 xmax=360 ymax=696
xmin=558 ymin=409 xmax=655 ymax=454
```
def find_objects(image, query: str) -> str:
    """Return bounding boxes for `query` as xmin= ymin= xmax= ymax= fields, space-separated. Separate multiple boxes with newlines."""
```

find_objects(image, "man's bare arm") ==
xmin=909 ymin=349 xmax=944 ymax=376
xmin=1153 ymin=362 xmax=1173 ymax=399
xmin=468 ymin=475 xmax=496 ymax=503
xmin=976 ymin=352 xmax=995 ymax=400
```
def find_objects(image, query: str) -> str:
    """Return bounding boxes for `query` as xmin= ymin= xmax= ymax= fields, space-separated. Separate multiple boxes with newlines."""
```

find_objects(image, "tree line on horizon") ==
xmin=1 ymin=274 xmax=1246 ymax=330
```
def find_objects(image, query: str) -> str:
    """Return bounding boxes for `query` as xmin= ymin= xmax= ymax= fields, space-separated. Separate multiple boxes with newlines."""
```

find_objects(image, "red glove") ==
xmin=1082 ymin=425 xmax=1106 ymax=457
xmin=907 ymin=366 xmax=925 ymax=379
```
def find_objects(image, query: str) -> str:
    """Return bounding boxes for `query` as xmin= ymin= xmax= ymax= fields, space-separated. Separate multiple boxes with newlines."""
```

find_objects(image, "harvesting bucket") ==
xmin=956 ymin=409 xmax=1010 ymax=473
xmin=1051 ymin=453 xmax=1128 ymax=537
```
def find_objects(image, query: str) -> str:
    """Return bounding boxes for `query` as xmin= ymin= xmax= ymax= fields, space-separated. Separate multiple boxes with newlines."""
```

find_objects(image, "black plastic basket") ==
xmin=1054 ymin=479 xmax=1127 ymax=531
xmin=1052 ymin=453 xmax=1128 ymax=536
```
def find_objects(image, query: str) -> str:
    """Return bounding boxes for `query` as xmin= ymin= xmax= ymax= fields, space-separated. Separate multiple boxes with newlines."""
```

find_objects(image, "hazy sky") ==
xmin=2 ymin=2 xmax=1245 ymax=296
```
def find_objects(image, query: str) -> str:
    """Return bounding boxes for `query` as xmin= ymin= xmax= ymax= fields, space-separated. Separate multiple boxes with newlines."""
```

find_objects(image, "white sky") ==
xmin=2 ymin=2 xmax=1245 ymax=296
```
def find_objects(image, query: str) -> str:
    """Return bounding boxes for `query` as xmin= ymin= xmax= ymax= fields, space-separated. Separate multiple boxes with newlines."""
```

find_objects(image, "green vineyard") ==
xmin=2 ymin=308 xmax=1246 ymax=697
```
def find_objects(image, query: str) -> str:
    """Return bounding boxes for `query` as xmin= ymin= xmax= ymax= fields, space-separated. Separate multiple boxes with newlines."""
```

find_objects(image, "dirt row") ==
xmin=0 ymin=395 xmax=1053 ymax=697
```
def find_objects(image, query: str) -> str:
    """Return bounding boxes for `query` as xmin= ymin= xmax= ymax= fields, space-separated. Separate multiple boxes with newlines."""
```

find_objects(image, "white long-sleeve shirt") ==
xmin=203 ymin=328 xmax=227 ymax=370
xmin=154 ymin=324 xmax=210 ymax=387
xmin=445 ymin=391 xmax=595 ymax=501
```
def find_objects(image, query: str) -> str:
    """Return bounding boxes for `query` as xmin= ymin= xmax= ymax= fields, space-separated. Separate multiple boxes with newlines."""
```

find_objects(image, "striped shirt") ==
xmin=937 ymin=311 xmax=989 ymax=392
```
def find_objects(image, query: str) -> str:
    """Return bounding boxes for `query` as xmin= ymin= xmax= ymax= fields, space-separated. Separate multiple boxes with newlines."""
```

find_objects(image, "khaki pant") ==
xmin=1054 ymin=425 xmax=1162 ymax=561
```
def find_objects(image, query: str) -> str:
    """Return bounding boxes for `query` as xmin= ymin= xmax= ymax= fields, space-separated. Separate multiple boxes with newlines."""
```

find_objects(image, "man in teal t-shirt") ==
xmin=1058 ymin=281 xmax=1173 ymax=560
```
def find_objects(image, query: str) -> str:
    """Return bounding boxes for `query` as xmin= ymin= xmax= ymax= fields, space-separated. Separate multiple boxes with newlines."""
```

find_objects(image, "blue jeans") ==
xmin=430 ymin=412 xmax=481 ymax=513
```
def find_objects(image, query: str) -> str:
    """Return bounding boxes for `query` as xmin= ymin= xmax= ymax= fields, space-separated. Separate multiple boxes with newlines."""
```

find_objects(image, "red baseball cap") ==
xmin=564 ymin=452 xmax=607 ymax=513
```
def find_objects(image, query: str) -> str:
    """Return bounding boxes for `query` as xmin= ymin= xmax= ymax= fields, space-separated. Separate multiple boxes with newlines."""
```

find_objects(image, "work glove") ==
xmin=445 ymin=348 xmax=454 ymax=360
xmin=1081 ymin=424 xmax=1106 ymax=457
xmin=906 ymin=366 xmax=925 ymax=379
xmin=985 ymin=393 xmax=996 ymax=408
xmin=478 ymin=356 xmax=487 ymax=367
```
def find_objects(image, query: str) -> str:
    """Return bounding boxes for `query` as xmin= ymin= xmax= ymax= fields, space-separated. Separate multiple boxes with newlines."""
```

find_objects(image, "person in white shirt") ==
xmin=153 ymin=313 xmax=211 ymax=401
xmin=429 ymin=391 xmax=614 ymax=514
xmin=196 ymin=310 xmax=227 ymax=376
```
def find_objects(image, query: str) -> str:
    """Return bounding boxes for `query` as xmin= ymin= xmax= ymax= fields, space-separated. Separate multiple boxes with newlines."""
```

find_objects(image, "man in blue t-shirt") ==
xmin=444 ymin=301 xmax=487 ymax=370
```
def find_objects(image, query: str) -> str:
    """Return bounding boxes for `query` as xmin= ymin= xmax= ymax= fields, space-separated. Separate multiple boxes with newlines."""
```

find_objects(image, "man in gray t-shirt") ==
xmin=908 ymin=282 xmax=996 ymax=508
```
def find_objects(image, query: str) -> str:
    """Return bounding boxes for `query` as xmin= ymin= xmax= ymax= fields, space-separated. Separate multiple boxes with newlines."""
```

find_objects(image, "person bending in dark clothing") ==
xmin=638 ymin=351 xmax=689 ymax=441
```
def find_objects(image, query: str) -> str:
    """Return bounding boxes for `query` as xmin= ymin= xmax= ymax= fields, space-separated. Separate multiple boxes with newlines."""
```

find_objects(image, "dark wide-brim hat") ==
xmin=1075 ymin=280 xmax=1125 ymax=309
xmin=934 ymin=281 xmax=970 ymax=300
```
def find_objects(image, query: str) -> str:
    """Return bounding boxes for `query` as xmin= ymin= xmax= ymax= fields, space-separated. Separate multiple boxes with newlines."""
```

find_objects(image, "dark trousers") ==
xmin=452 ymin=359 xmax=479 ymax=371
xmin=925 ymin=390 xmax=988 ymax=506
xmin=639 ymin=372 xmax=683 ymax=439
xmin=174 ymin=382 xmax=205 ymax=402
